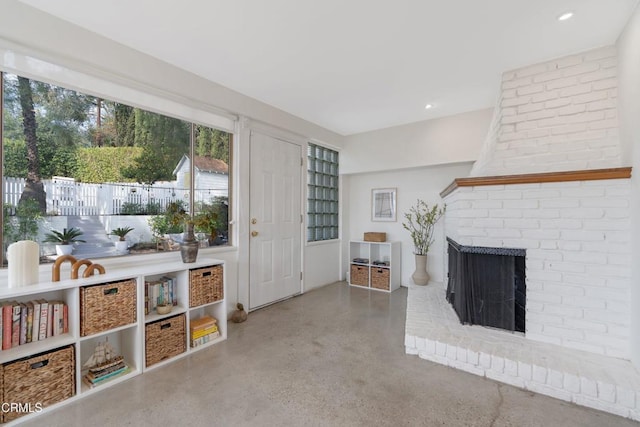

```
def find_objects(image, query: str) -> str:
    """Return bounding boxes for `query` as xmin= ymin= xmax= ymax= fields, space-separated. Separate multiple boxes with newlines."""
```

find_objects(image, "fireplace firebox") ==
xmin=446 ymin=238 xmax=526 ymax=333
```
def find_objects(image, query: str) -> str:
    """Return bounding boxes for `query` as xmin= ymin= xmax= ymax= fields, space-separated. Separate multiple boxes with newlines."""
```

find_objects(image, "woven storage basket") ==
xmin=145 ymin=313 xmax=186 ymax=367
xmin=189 ymin=265 xmax=223 ymax=307
xmin=3 ymin=345 xmax=75 ymax=422
xmin=363 ymin=232 xmax=386 ymax=242
xmin=350 ymin=264 xmax=369 ymax=287
xmin=371 ymin=267 xmax=390 ymax=291
xmin=80 ymin=279 xmax=137 ymax=337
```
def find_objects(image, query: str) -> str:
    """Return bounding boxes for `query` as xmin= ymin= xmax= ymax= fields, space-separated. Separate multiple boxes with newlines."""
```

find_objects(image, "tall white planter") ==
xmin=115 ymin=241 xmax=129 ymax=254
xmin=412 ymin=254 xmax=429 ymax=286
xmin=55 ymin=244 xmax=73 ymax=256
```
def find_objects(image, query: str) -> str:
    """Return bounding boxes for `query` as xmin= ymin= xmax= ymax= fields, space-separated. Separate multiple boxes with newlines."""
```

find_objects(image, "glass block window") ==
xmin=307 ymin=143 xmax=339 ymax=242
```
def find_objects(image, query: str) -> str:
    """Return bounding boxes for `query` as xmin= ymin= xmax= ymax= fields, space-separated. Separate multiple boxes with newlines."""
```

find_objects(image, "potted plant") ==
xmin=402 ymin=200 xmax=445 ymax=285
xmin=43 ymin=227 xmax=86 ymax=256
xmin=194 ymin=209 xmax=220 ymax=246
xmin=110 ymin=226 xmax=134 ymax=254
xmin=194 ymin=198 xmax=228 ymax=246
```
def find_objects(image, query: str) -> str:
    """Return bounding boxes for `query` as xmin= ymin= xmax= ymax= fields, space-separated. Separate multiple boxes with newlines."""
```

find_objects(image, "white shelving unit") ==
xmin=0 ymin=257 xmax=226 ymax=425
xmin=348 ymin=240 xmax=401 ymax=292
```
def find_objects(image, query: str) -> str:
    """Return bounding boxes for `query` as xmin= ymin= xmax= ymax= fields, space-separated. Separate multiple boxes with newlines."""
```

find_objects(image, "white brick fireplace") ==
xmin=444 ymin=173 xmax=631 ymax=359
xmin=405 ymin=46 xmax=640 ymax=420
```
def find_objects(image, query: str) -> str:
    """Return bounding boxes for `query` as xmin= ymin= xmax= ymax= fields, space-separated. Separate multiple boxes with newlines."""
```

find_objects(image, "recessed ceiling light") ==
xmin=558 ymin=12 xmax=574 ymax=21
xmin=425 ymin=104 xmax=433 ymax=110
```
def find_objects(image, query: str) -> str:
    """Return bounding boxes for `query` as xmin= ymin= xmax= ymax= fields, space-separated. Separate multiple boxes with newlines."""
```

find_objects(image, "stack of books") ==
xmin=83 ymin=356 xmax=130 ymax=388
xmin=145 ymin=276 xmax=178 ymax=315
xmin=82 ymin=341 xmax=130 ymax=388
xmin=190 ymin=315 xmax=219 ymax=347
xmin=0 ymin=299 xmax=68 ymax=350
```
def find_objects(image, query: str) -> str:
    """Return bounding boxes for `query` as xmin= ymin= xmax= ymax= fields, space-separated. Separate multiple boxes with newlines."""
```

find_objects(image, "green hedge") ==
xmin=75 ymin=147 xmax=143 ymax=183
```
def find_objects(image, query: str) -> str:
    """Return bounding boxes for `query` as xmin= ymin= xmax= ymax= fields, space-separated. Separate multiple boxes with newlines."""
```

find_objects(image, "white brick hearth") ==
xmin=444 ymin=177 xmax=631 ymax=359
xmin=405 ymin=281 xmax=640 ymax=420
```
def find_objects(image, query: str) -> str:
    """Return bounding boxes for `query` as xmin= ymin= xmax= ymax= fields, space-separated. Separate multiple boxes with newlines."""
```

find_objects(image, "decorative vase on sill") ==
xmin=412 ymin=254 xmax=430 ymax=285
xmin=180 ymin=222 xmax=199 ymax=263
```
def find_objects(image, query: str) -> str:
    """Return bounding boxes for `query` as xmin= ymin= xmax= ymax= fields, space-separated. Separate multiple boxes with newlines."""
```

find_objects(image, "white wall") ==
xmin=0 ymin=1 xmax=343 ymax=148
xmin=341 ymin=109 xmax=493 ymax=175
xmin=617 ymin=4 xmax=640 ymax=367
xmin=0 ymin=1 xmax=348 ymax=315
xmin=343 ymin=163 xmax=473 ymax=286
xmin=305 ymin=241 xmax=342 ymax=290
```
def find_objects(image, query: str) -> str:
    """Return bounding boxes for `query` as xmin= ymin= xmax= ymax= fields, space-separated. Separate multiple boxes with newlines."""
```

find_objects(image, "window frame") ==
xmin=0 ymin=70 xmax=234 ymax=266
xmin=306 ymin=142 xmax=339 ymax=243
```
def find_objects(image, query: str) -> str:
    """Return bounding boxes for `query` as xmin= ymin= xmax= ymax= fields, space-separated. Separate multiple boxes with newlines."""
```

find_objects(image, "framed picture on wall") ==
xmin=371 ymin=188 xmax=397 ymax=222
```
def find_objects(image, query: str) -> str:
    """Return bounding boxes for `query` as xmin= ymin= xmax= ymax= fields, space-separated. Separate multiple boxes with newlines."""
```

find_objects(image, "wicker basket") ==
xmin=2 ymin=345 xmax=75 ymax=422
xmin=145 ymin=313 xmax=186 ymax=367
xmin=364 ymin=232 xmax=386 ymax=242
xmin=350 ymin=264 xmax=369 ymax=287
xmin=189 ymin=265 xmax=223 ymax=308
xmin=80 ymin=279 xmax=137 ymax=337
xmin=371 ymin=267 xmax=391 ymax=291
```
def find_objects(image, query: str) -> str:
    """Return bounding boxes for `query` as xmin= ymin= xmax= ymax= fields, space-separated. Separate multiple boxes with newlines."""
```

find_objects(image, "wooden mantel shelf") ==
xmin=440 ymin=167 xmax=632 ymax=198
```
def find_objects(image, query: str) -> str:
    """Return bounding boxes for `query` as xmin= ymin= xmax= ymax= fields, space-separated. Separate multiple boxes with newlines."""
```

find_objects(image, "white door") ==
xmin=249 ymin=132 xmax=302 ymax=309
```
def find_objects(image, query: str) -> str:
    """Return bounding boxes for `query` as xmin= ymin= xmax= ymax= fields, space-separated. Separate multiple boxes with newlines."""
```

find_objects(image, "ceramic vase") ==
xmin=412 ymin=254 xmax=430 ymax=285
xmin=180 ymin=222 xmax=199 ymax=263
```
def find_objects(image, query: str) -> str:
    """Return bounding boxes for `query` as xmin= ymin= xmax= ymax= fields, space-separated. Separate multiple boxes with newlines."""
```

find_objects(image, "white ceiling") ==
xmin=19 ymin=0 xmax=639 ymax=135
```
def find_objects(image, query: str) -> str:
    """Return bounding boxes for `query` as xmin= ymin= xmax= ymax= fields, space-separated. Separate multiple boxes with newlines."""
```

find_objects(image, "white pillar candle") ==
xmin=7 ymin=240 xmax=40 ymax=288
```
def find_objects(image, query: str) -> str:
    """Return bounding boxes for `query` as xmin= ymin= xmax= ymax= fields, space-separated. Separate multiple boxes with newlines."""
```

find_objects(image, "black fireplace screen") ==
xmin=446 ymin=238 xmax=526 ymax=333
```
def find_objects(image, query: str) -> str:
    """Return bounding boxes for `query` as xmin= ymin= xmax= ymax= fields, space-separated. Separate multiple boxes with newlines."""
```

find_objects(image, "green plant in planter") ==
xmin=402 ymin=200 xmax=446 ymax=255
xmin=110 ymin=226 xmax=134 ymax=241
xmin=194 ymin=208 xmax=220 ymax=243
xmin=194 ymin=197 xmax=228 ymax=245
xmin=148 ymin=201 xmax=189 ymax=239
xmin=43 ymin=227 xmax=86 ymax=245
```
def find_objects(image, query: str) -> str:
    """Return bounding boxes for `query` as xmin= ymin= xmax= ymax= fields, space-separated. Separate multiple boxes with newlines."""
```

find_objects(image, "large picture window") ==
xmin=0 ymin=72 xmax=232 ymax=265
xmin=307 ymin=143 xmax=339 ymax=242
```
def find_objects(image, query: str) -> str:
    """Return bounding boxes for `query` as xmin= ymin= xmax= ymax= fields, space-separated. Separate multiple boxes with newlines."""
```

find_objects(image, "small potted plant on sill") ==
xmin=43 ymin=227 xmax=86 ymax=256
xmin=110 ymin=226 xmax=134 ymax=254
xmin=402 ymin=200 xmax=445 ymax=286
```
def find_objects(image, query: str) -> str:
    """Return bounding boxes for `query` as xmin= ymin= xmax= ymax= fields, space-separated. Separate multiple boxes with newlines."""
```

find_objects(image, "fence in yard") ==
xmin=3 ymin=176 xmax=227 ymax=216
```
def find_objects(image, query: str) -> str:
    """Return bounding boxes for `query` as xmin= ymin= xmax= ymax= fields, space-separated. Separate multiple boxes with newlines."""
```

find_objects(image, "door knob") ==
xmin=251 ymin=218 xmax=257 ymax=224
xmin=251 ymin=231 xmax=259 ymax=237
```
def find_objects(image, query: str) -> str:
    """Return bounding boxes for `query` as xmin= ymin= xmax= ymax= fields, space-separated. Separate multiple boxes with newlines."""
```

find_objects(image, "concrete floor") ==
xmin=19 ymin=282 xmax=639 ymax=426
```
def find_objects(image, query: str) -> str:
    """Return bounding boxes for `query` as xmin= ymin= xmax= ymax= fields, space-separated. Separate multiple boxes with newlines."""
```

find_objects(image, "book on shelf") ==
xmin=47 ymin=301 xmax=54 ymax=338
xmin=83 ymin=366 xmax=131 ymax=388
xmin=146 ymin=277 xmax=179 ymax=315
xmin=25 ymin=301 xmax=34 ymax=343
xmin=189 ymin=315 xmax=217 ymax=332
xmin=63 ymin=304 xmax=69 ymax=334
xmin=191 ymin=331 xmax=220 ymax=347
xmin=52 ymin=301 xmax=60 ymax=336
xmin=12 ymin=302 xmax=21 ymax=347
xmin=2 ymin=302 xmax=13 ymax=350
xmin=19 ymin=303 xmax=27 ymax=345
xmin=0 ymin=298 xmax=68 ymax=349
xmin=144 ymin=282 xmax=149 ymax=315
xmin=162 ymin=276 xmax=178 ymax=306
xmin=38 ymin=300 xmax=48 ymax=341
xmin=191 ymin=324 xmax=218 ymax=340
xmin=32 ymin=300 xmax=41 ymax=343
